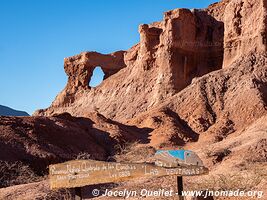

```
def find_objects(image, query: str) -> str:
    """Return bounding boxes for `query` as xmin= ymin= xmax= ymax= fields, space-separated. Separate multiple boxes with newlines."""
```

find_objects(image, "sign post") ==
xmin=49 ymin=159 xmax=208 ymax=199
xmin=177 ymin=176 xmax=184 ymax=200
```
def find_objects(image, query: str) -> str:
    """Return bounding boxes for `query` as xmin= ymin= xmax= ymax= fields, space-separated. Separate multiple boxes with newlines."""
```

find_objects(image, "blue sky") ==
xmin=0 ymin=0 xmax=218 ymax=114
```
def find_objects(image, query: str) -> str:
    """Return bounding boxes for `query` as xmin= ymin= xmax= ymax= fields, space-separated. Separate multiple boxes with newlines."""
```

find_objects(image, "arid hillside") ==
xmin=0 ymin=112 xmax=150 ymax=172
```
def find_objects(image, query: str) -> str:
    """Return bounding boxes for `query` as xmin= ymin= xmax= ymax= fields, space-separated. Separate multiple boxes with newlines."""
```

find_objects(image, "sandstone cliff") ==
xmin=35 ymin=0 xmax=267 ymax=125
xmin=34 ymin=3 xmax=226 ymax=120
xmin=223 ymin=0 xmax=267 ymax=67
xmin=128 ymin=53 xmax=267 ymax=148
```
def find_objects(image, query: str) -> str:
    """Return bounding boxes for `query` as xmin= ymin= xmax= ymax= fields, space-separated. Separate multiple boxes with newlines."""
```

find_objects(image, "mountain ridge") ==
xmin=0 ymin=105 xmax=29 ymax=117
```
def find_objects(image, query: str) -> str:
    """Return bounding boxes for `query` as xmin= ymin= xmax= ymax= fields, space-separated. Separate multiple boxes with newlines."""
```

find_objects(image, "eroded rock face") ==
xmin=35 ymin=5 xmax=226 ymax=120
xmin=52 ymin=51 xmax=126 ymax=107
xmin=35 ymin=0 xmax=266 ymax=123
xmin=160 ymin=8 xmax=224 ymax=91
xmin=223 ymin=0 xmax=267 ymax=67
xmin=128 ymin=53 xmax=267 ymax=147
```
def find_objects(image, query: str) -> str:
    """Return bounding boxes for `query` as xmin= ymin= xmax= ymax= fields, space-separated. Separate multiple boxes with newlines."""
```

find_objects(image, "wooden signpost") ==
xmin=49 ymin=157 xmax=208 ymax=199
xmin=49 ymin=159 xmax=208 ymax=189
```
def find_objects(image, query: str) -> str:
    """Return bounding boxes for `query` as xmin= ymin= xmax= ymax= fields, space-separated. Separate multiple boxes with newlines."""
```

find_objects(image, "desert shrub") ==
xmin=206 ymin=148 xmax=231 ymax=164
xmin=114 ymin=140 xmax=141 ymax=155
xmin=0 ymin=160 xmax=42 ymax=188
xmin=113 ymin=141 xmax=156 ymax=163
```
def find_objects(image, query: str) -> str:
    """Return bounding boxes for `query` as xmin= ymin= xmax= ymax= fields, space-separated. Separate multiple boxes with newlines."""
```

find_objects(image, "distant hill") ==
xmin=0 ymin=105 xmax=29 ymax=116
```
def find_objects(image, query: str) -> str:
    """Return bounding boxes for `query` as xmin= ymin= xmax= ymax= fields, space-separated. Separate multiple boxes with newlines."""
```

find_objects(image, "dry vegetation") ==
xmin=187 ymin=165 xmax=267 ymax=192
xmin=113 ymin=141 xmax=156 ymax=163
xmin=0 ymin=161 xmax=42 ymax=188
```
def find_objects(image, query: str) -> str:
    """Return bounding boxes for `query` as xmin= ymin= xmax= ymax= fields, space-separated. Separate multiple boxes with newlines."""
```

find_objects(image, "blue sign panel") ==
xmin=155 ymin=149 xmax=204 ymax=167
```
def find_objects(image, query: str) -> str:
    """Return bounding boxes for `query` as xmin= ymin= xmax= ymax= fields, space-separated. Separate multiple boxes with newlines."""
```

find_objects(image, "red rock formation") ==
xmin=35 ymin=6 xmax=225 ymax=120
xmin=223 ymin=0 xmax=267 ymax=67
xmin=128 ymin=53 xmax=267 ymax=147
xmin=160 ymin=8 xmax=224 ymax=91
xmin=31 ymin=0 xmax=267 ymax=159
xmin=35 ymin=0 xmax=267 ymax=121
xmin=0 ymin=113 xmax=149 ymax=172
xmin=53 ymin=51 xmax=126 ymax=107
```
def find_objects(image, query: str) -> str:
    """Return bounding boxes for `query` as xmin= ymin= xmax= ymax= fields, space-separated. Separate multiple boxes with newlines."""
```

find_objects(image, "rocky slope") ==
xmin=128 ymin=53 xmax=267 ymax=147
xmin=0 ymin=113 xmax=149 ymax=174
xmin=34 ymin=4 xmax=225 ymax=120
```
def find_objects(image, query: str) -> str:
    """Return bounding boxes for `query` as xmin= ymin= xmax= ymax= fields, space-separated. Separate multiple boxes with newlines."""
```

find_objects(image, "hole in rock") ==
xmin=89 ymin=66 xmax=105 ymax=87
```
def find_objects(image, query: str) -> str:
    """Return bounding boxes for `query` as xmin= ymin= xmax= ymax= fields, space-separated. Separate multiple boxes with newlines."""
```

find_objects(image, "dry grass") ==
xmin=114 ymin=140 xmax=141 ymax=155
xmin=113 ymin=141 xmax=156 ymax=163
xmin=201 ymin=174 xmax=260 ymax=191
xmin=0 ymin=160 xmax=42 ymax=188
xmin=188 ymin=167 xmax=266 ymax=192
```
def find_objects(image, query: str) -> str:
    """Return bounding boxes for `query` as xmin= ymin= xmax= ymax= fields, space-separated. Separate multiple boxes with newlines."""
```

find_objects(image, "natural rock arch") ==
xmin=88 ymin=66 xmax=105 ymax=87
xmin=52 ymin=51 xmax=126 ymax=106
xmin=64 ymin=51 xmax=126 ymax=90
